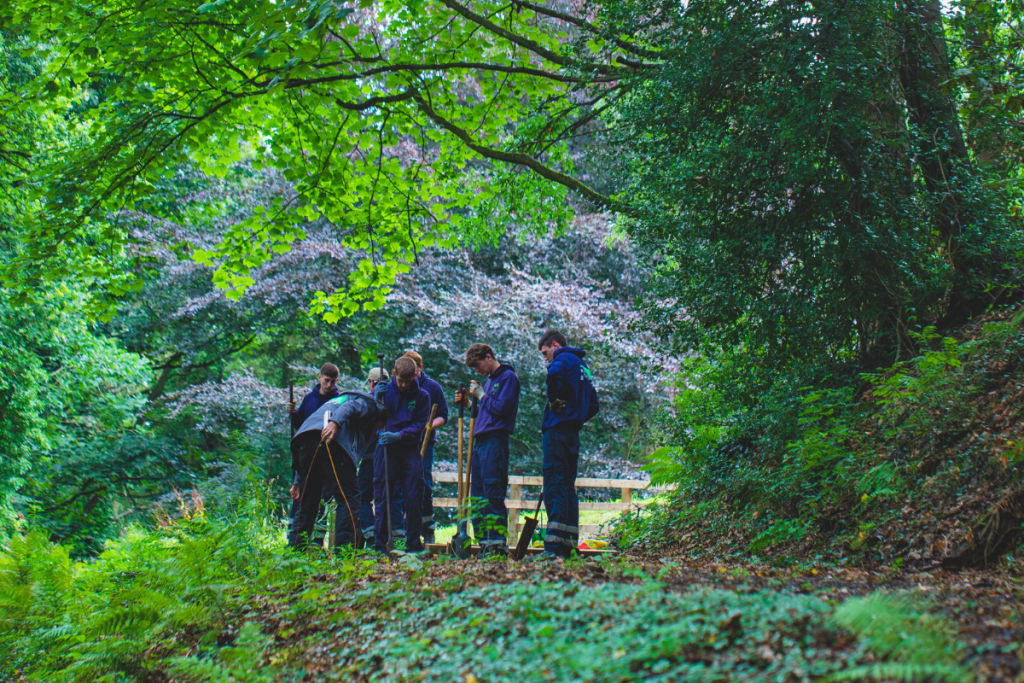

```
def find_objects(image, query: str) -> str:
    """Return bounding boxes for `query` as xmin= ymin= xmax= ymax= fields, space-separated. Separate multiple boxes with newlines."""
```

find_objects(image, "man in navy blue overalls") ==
xmin=402 ymin=350 xmax=449 ymax=546
xmin=372 ymin=356 xmax=431 ymax=553
xmin=462 ymin=343 xmax=521 ymax=557
xmin=534 ymin=330 xmax=599 ymax=561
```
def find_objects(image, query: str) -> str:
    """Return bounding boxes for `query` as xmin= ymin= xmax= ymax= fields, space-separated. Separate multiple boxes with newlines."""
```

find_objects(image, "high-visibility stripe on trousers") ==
xmin=541 ymin=428 xmax=580 ymax=558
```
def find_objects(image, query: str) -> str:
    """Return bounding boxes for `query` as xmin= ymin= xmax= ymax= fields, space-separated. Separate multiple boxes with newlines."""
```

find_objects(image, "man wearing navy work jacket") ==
xmin=289 ymin=388 xmax=384 ymax=549
xmin=372 ymin=356 xmax=431 ymax=553
xmin=459 ymin=343 xmax=521 ymax=557
xmin=403 ymin=350 xmax=448 ymax=545
xmin=533 ymin=330 xmax=599 ymax=561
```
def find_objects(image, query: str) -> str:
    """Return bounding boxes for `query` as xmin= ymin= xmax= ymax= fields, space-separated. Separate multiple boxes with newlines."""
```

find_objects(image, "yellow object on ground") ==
xmin=577 ymin=540 xmax=607 ymax=550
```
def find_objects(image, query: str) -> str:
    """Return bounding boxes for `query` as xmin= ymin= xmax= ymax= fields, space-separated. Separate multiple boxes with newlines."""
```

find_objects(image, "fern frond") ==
xmin=831 ymin=592 xmax=975 ymax=683
xmin=829 ymin=662 xmax=973 ymax=683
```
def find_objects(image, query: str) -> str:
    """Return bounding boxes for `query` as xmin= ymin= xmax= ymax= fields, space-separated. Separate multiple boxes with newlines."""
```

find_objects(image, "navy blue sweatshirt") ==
xmin=418 ymin=371 xmax=449 ymax=445
xmin=380 ymin=377 xmax=431 ymax=452
xmin=291 ymin=382 xmax=340 ymax=433
xmin=541 ymin=347 xmax=600 ymax=432
xmin=473 ymin=363 xmax=521 ymax=437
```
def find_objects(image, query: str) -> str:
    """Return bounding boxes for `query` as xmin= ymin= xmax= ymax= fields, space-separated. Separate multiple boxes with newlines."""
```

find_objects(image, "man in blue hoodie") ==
xmin=535 ymin=330 xmax=599 ymax=560
xmin=286 ymin=363 xmax=340 ymax=545
xmin=372 ymin=356 xmax=431 ymax=553
xmin=461 ymin=343 xmax=521 ymax=556
xmin=403 ymin=350 xmax=449 ymax=546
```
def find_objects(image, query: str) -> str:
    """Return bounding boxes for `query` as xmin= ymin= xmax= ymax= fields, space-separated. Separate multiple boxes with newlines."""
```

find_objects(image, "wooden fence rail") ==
xmin=431 ymin=472 xmax=675 ymax=545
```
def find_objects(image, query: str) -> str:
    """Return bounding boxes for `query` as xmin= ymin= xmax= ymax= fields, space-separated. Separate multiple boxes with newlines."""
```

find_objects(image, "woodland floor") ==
xmin=237 ymin=549 xmax=1024 ymax=683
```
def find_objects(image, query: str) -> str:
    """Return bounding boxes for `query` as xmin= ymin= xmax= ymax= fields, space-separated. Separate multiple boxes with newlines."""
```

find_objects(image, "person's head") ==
xmin=537 ymin=330 xmax=567 ymax=363
xmin=366 ymin=367 xmax=389 ymax=391
xmin=403 ymin=350 xmax=424 ymax=378
xmin=393 ymin=356 xmax=418 ymax=392
xmin=465 ymin=343 xmax=500 ymax=376
xmin=318 ymin=363 xmax=340 ymax=393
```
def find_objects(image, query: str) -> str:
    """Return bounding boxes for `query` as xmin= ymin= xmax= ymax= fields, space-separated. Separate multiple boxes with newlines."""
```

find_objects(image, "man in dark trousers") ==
xmin=403 ymin=350 xmax=449 ymax=545
xmin=534 ymin=330 xmax=599 ymax=561
xmin=289 ymin=388 xmax=384 ymax=549
xmin=357 ymin=366 xmax=393 ymax=549
xmin=287 ymin=363 xmax=341 ymax=545
xmin=461 ymin=343 xmax=521 ymax=557
xmin=372 ymin=356 xmax=430 ymax=553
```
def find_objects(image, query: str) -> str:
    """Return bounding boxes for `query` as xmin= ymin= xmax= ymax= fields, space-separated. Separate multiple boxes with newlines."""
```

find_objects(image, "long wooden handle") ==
xmin=457 ymin=384 xmax=465 ymax=505
xmin=464 ymin=416 xmax=476 ymax=519
xmin=419 ymin=404 xmax=438 ymax=458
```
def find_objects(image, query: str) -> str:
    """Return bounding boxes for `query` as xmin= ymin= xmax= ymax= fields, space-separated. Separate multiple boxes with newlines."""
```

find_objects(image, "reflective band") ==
xmin=565 ymin=525 xmax=579 ymax=535
xmin=362 ymin=526 xmax=374 ymax=534
xmin=544 ymin=534 xmax=561 ymax=544
xmin=394 ymin=530 xmax=406 ymax=538
xmin=562 ymin=537 xmax=577 ymax=547
xmin=548 ymin=522 xmax=569 ymax=532
xmin=422 ymin=516 xmax=434 ymax=524
xmin=481 ymin=539 xmax=504 ymax=547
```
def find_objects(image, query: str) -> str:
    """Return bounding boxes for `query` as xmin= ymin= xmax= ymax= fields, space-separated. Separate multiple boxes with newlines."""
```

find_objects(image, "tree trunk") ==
xmin=898 ymin=0 xmax=979 ymax=325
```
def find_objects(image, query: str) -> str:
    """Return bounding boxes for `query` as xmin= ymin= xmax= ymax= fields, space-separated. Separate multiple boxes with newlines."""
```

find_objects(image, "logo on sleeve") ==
xmin=582 ymin=367 xmax=593 ymax=381
xmin=328 ymin=396 xmax=348 ymax=405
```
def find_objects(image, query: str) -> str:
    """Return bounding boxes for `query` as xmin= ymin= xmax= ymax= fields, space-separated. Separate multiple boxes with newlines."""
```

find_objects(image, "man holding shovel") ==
xmin=457 ymin=343 xmax=521 ymax=557
xmin=357 ymin=367 xmax=399 ymax=550
xmin=533 ymin=330 xmax=599 ymax=561
xmin=403 ymin=350 xmax=449 ymax=545
xmin=372 ymin=356 xmax=431 ymax=553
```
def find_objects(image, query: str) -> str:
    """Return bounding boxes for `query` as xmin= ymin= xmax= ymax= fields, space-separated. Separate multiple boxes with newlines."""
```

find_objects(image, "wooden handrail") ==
xmin=432 ymin=472 xmax=675 ymax=490
xmin=432 ymin=473 xmax=674 ymax=546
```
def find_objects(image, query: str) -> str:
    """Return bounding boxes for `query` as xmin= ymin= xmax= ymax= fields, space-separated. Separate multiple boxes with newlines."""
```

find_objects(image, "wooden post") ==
xmin=507 ymin=483 xmax=522 ymax=547
xmin=621 ymin=488 xmax=632 ymax=506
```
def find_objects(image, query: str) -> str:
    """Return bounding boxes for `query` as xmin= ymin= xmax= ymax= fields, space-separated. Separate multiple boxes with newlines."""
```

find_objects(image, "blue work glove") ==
xmin=373 ymin=381 xmax=388 ymax=403
xmin=378 ymin=431 xmax=401 ymax=446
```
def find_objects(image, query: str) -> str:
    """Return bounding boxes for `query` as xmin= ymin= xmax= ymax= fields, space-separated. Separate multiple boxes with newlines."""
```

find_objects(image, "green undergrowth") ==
xmin=0 ymin=504 xmax=374 ymax=682
xmin=626 ymin=307 xmax=1024 ymax=564
xmin=315 ymin=578 xmax=972 ymax=683
xmin=1 ymin=502 xmax=977 ymax=682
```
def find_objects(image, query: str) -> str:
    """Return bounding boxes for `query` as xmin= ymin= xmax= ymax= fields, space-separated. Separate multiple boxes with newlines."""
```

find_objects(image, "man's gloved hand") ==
xmin=378 ymin=431 xmax=401 ymax=446
xmin=372 ymin=381 xmax=388 ymax=403
xmin=287 ymin=400 xmax=296 ymax=413
xmin=548 ymin=398 xmax=568 ymax=413
xmin=469 ymin=380 xmax=485 ymax=400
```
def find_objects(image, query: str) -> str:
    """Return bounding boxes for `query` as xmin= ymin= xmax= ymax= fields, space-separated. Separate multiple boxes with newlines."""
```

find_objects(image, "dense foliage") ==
xmin=0 ymin=500 xmax=978 ymax=682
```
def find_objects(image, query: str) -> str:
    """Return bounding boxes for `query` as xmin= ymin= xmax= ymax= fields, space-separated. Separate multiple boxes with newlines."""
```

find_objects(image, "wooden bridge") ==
xmin=431 ymin=472 xmax=675 ymax=545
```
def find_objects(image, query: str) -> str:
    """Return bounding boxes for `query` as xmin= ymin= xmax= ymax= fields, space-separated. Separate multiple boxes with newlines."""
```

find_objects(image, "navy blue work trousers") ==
xmin=542 ymin=428 xmax=580 ymax=557
xmin=373 ymin=445 xmax=424 ymax=552
xmin=358 ymin=456 xmax=403 ymax=547
xmin=470 ymin=433 xmax=510 ymax=548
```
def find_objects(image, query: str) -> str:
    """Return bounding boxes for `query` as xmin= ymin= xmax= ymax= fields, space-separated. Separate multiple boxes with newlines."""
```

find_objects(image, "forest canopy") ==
xmin=1 ymin=0 xmax=1022 ymax=553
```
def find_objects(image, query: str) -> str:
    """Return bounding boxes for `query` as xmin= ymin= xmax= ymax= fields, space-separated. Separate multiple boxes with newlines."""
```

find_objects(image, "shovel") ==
xmin=378 ymin=353 xmax=394 ymax=553
xmin=456 ymin=384 xmax=465 ymax=506
xmin=513 ymin=493 xmax=543 ymax=560
xmin=451 ymin=391 xmax=477 ymax=559
xmin=419 ymin=403 xmax=438 ymax=458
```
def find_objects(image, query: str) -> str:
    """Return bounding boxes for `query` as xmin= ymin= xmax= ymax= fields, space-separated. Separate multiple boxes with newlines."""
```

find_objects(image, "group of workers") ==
xmin=286 ymin=329 xmax=599 ymax=561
